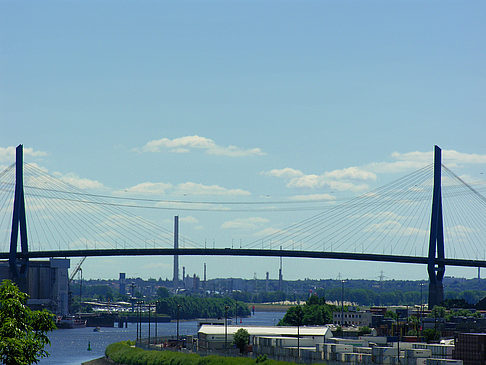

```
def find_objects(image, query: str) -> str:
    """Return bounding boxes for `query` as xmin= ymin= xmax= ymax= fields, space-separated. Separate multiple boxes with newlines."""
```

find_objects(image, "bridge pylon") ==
xmin=9 ymin=144 xmax=29 ymax=290
xmin=428 ymin=145 xmax=445 ymax=309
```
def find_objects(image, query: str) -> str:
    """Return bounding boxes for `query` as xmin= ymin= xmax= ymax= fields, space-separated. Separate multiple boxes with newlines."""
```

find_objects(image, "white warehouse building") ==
xmin=197 ymin=325 xmax=332 ymax=350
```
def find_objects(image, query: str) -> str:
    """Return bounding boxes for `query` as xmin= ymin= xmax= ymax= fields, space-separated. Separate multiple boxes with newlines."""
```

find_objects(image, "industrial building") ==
xmin=453 ymin=333 xmax=486 ymax=365
xmin=197 ymin=325 xmax=332 ymax=350
xmin=0 ymin=258 xmax=70 ymax=315
xmin=333 ymin=308 xmax=373 ymax=327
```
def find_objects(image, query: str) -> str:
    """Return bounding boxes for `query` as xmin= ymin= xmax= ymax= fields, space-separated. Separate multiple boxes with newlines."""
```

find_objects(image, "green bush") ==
xmin=105 ymin=341 xmax=299 ymax=365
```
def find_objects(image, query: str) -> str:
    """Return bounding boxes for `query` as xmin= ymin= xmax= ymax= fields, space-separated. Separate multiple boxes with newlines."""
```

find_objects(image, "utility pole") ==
xmin=176 ymin=304 xmax=181 ymax=343
xmin=341 ymin=280 xmax=346 ymax=327
xmin=224 ymin=305 xmax=229 ymax=351
xmin=419 ymin=282 xmax=424 ymax=339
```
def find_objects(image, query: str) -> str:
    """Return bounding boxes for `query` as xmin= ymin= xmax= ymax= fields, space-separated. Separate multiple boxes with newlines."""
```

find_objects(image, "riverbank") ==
xmin=104 ymin=341 xmax=298 ymax=365
xmin=82 ymin=358 xmax=111 ymax=365
xmin=250 ymin=303 xmax=292 ymax=311
xmin=41 ymin=311 xmax=285 ymax=364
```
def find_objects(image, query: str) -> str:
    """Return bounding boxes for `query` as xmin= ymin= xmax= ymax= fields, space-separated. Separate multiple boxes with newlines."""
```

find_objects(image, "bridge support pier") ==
xmin=428 ymin=145 xmax=445 ymax=309
xmin=9 ymin=144 xmax=29 ymax=291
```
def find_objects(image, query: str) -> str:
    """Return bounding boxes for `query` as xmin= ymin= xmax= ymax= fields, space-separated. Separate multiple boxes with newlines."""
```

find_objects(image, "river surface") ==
xmin=39 ymin=311 xmax=285 ymax=365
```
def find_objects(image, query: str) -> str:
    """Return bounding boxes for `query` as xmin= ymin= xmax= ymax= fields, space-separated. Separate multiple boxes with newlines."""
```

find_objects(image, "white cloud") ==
xmin=137 ymin=135 xmax=265 ymax=157
xmin=263 ymin=165 xmax=374 ymax=192
xmin=368 ymin=149 xmax=486 ymax=173
xmin=287 ymin=175 xmax=369 ymax=192
xmin=364 ymin=220 xmax=426 ymax=236
xmin=0 ymin=146 xmax=47 ymax=164
xmin=286 ymin=174 xmax=321 ymax=188
xmin=174 ymin=182 xmax=250 ymax=196
xmin=324 ymin=167 xmax=376 ymax=181
xmin=155 ymin=201 xmax=231 ymax=211
xmin=221 ymin=217 xmax=269 ymax=230
xmin=121 ymin=181 xmax=251 ymax=199
xmin=445 ymin=224 xmax=476 ymax=239
xmin=120 ymin=181 xmax=249 ymax=197
xmin=264 ymin=148 xmax=486 ymax=194
xmin=289 ymin=193 xmax=336 ymax=201
xmin=54 ymin=172 xmax=105 ymax=190
xmin=262 ymin=168 xmax=304 ymax=178
xmin=180 ymin=216 xmax=199 ymax=224
xmin=121 ymin=182 xmax=173 ymax=195
xmin=358 ymin=211 xmax=403 ymax=220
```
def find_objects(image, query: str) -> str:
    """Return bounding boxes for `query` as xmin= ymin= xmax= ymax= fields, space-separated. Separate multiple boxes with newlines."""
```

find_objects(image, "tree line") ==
xmin=156 ymin=296 xmax=250 ymax=320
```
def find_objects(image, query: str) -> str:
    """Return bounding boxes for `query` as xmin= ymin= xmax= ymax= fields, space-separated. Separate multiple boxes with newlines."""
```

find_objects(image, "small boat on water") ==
xmin=56 ymin=316 xmax=87 ymax=329
xmin=93 ymin=326 xmax=101 ymax=332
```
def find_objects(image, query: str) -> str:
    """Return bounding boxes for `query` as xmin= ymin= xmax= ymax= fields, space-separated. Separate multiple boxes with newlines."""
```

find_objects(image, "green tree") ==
xmin=0 ymin=280 xmax=56 ymax=365
xmin=429 ymin=306 xmax=446 ymax=319
xmin=156 ymin=287 xmax=170 ymax=299
xmin=233 ymin=328 xmax=250 ymax=353
xmin=279 ymin=305 xmax=304 ymax=326
xmin=358 ymin=326 xmax=371 ymax=335
xmin=422 ymin=328 xmax=440 ymax=343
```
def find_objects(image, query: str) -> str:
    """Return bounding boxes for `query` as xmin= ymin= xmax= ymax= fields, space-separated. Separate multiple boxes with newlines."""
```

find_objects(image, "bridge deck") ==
xmin=2 ymin=248 xmax=486 ymax=268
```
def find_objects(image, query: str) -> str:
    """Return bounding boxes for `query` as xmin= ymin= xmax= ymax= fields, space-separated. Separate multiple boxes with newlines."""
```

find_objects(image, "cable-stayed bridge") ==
xmin=2 ymin=144 xmax=486 ymax=308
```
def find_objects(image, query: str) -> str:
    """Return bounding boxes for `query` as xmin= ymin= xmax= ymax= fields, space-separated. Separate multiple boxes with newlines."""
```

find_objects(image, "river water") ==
xmin=39 ymin=311 xmax=285 ymax=365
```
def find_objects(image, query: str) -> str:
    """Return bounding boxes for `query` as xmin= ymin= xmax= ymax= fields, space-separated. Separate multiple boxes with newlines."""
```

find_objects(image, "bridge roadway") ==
xmin=2 ymin=248 xmax=486 ymax=268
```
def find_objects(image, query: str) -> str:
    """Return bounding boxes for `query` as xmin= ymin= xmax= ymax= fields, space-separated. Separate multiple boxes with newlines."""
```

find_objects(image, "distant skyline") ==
xmin=1 ymin=1 xmax=485 ymax=281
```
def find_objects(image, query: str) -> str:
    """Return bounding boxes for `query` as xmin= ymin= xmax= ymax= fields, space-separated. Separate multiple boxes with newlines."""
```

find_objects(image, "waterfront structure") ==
xmin=197 ymin=325 xmax=332 ymax=350
xmin=454 ymin=333 xmax=486 ymax=364
xmin=332 ymin=309 xmax=372 ymax=327
xmin=0 ymin=258 xmax=70 ymax=314
xmin=196 ymin=323 xmax=463 ymax=364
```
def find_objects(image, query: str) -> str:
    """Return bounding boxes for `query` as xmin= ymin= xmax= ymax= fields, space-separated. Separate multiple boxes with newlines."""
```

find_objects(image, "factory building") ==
xmin=0 ymin=258 xmax=70 ymax=315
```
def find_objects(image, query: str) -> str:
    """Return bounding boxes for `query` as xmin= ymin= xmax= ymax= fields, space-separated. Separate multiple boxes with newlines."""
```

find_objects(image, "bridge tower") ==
xmin=9 ymin=144 xmax=29 ymax=289
xmin=428 ymin=145 xmax=445 ymax=309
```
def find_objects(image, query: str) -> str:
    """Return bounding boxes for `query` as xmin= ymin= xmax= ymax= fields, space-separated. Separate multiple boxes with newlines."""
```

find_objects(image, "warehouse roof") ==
xmin=198 ymin=325 xmax=331 ymax=337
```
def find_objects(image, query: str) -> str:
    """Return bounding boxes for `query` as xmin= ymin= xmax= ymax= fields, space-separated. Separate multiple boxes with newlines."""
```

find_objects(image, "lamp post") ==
xmin=136 ymin=301 xmax=139 ymax=341
xmin=341 ymin=280 xmax=346 ymax=328
xmin=137 ymin=301 xmax=142 ymax=343
xmin=140 ymin=301 xmax=143 ymax=343
xmin=148 ymin=303 xmax=151 ymax=346
xmin=176 ymin=304 xmax=181 ymax=343
xmin=79 ymin=268 xmax=83 ymax=312
xmin=297 ymin=318 xmax=300 ymax=359
xmin=155 ymin=301 xmax=158 ymax=345
xmin=224 ymin=305 xmax=229 ymax=351
xmin=295 ymin=304 xmax=303 ymax=360
xmin=419 ymin=282 xmax=424 ymax=339
xmin=396 ymin=314 xmax=400 ymax=365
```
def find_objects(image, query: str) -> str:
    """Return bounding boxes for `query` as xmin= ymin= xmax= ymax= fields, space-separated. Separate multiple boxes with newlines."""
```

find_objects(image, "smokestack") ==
xmin=204 ymin=263 xmax=207 ymax=288
xmin=119 ymin=273 xmax=126 ymax=295
xmin=173 ymin=216 xmax=179 ymax=285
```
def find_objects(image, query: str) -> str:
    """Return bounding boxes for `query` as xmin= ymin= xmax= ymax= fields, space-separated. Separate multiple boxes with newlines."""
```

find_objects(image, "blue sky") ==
xmin=1 ymin=1 xmax=486 ymax=281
